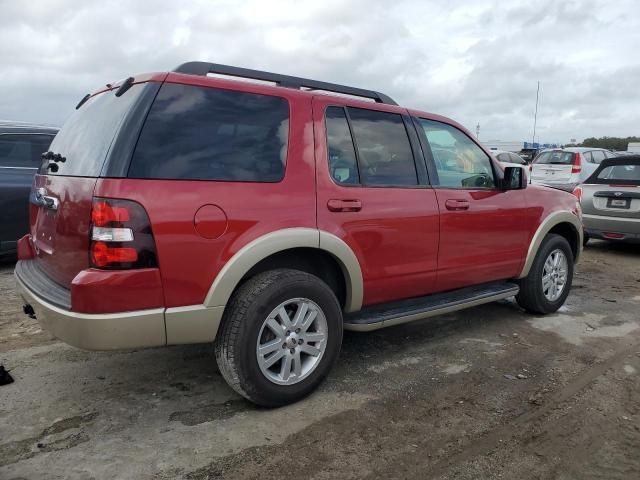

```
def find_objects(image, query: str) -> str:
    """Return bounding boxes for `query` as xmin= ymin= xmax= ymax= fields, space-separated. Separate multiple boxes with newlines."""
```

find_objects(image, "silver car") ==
xmin=578 ymin=157 xmax=640 ymax=244
xmin=531 ymin=147 xmax=617 ymax=192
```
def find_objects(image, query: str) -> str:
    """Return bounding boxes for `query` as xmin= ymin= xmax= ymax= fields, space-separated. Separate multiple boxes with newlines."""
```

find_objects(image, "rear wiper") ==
xmin=42 ymin=151 xmax=66 ymax=171
xmin=41 ymin=151 xmax=66 ymax=163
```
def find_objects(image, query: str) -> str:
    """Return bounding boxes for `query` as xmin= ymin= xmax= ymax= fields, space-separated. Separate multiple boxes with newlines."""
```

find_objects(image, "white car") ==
xmin=491 ymin=149 xmax=528 ymax=166
xmin=530 ymin=147 xmax=617 ymax=192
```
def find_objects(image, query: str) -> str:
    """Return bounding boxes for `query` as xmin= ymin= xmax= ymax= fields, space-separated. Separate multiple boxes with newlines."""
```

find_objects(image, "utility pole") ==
xmin=476 ymin=123 xmax=480 ymax=139
xmin=532 ymin=81 xmax=540 ymax=145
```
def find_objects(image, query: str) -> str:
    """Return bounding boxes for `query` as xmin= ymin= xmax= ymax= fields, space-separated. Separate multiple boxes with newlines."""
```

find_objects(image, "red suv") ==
xmin=15 ymin=62 xmax=583 ymax=406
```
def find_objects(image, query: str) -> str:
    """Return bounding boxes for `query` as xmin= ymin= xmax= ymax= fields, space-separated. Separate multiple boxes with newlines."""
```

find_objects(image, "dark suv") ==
xmin=0 ymin=121 xmax=58 ymax=256
xmin=15 ymin=63 xmax=582 ymax=406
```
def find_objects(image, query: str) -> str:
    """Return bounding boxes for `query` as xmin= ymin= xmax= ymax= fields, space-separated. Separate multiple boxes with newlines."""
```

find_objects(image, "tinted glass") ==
xmin=347 ymin=107 xmax=417 ymax=186
xmin=590 ymin=150 xmax=606 ymax=163
xmin=497 ymin=153 xmax=510 ymax=162
xmin=45 ymin=84 xmax=145 ymax=176
xmin=129 ymin=83 xmax=289 ymax=182
xmin=419 ymin=119 xmax=495 ymax=189
xmin=0 ymin=134 xmax=53 ymax=168
xmin=597 ymin=165 xmax=640 ymax=182
xmin=325 ymin=107 xmax=359 ymax=185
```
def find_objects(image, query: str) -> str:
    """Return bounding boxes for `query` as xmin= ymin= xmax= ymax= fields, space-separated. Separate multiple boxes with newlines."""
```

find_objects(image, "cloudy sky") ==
xmin=1 ymin=0 xmax=638 ymax=144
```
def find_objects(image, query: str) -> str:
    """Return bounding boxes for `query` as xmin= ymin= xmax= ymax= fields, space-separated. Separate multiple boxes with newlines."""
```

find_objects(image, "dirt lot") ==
xmin=1 ymin=241 xmax=639 ymax=479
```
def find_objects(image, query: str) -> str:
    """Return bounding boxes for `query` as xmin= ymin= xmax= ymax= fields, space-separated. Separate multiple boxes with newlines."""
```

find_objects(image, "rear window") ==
xmin=534 ymin=151 xmax=575 ymax=165
xmin=596 ymin=164 xmax=640 ymax=182
xmin=128 ymin=83 xmax=289 ymax=182
xmin=43 ymin=84 xmax=145 ymax=176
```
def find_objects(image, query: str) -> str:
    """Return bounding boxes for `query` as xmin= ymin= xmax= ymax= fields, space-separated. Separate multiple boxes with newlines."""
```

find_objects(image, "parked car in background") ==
xmin=0 ymin=121 xmax=58 ymax=257
xmin=530 ymin=147 xmax=617 ymax=192
xmin=491 ymin=149 xmax=528 ymax=166
xmin=15 ymin=62 xmax=582 ymax=406
xmin=575 ymin=156 xmax=640 ymax=244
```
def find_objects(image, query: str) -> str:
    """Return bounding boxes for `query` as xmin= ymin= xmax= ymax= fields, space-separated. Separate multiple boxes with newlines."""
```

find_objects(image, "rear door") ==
xmin=0 ymin=133 xmax=54 ymax=250
xmin=30 ymin=83 xmax=148 ymax=287
xmin=313 ymin=96 xmax=440 ymax=306
xmin=414 ymin=117 xmax=529 ymax=291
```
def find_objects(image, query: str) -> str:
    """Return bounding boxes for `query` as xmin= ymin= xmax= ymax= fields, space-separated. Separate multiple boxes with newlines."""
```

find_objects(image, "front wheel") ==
xmin=516 ymin=234 xmax=574 ymax=314
xmin=214 ymin=269 xmax=343 ymax=407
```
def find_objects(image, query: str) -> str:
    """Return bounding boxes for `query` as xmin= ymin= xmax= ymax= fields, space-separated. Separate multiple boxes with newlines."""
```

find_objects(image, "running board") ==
xmin=344 ymin=281 xmax=520 ymax=332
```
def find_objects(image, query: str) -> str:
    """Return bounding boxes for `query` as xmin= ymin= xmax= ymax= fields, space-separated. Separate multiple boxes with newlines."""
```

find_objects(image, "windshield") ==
xmin=42 ymin=83 xmax=145 ymax=176
xmin=534 ymin=151 xmax=575 ymax=165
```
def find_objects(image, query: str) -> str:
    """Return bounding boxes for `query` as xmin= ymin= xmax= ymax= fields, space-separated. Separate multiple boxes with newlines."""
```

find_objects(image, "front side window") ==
xmin=129 ymin=83 xmax=289 ymax=182
xmin=0 ymin=134 xmax=54 ymax=168
xmin=418 ymin=119 xmax=495 ymax=189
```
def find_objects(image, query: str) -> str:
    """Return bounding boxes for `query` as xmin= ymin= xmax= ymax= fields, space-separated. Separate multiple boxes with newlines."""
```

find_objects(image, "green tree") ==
xmin=579 ymin=136 xmax=640 ymax=151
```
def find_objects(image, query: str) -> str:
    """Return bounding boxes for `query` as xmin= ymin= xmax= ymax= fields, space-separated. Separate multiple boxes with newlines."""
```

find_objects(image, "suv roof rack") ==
xmin=173 ymin=61 xmax=398 ymax=106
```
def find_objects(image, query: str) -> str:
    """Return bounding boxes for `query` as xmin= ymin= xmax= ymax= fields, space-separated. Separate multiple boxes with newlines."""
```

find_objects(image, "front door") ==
xmin=414 ymin=117 xmax=529 ymax=292
xmin=313 ymin=97 xmax=440 ymax=307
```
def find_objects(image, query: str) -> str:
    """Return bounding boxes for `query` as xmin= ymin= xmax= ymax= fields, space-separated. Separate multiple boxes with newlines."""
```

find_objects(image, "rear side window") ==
xmin=0 ymin=134 xmax=54 ymax=168
xmin=45 ymin=84 xmax=145 ymax=176
xmin=534 ymin=151 xmax=574 ymax=165
xmin=326 ymin=107 xmax=359 ymax=185
xmin=129 ymin=83 xmax=289 ymax=182
xmin=590 ymin=150 xmax=606 ymax=164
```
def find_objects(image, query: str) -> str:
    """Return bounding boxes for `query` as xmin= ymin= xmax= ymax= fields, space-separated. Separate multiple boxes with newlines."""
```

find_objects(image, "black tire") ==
xmin=214 ymin=269 xmax=343 ymax=407
xmin=516 ymin=233 xmax=574 ymax=314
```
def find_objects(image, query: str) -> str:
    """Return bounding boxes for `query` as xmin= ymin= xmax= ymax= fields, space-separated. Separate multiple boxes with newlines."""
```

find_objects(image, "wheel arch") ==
xmin=204 ymin=228 xmax=363 ymax=313
xmin=517 ymin=211 xmax=583 ymax=279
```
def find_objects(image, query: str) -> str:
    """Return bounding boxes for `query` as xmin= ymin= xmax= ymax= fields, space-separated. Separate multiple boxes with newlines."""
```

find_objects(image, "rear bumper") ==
xmin=584 ymin=213 xmax=640 ymax=242
xmin=15 ymin=272 xmax=166 ymax=350
xmin=15 ymin=259 xmax=224 ymax=350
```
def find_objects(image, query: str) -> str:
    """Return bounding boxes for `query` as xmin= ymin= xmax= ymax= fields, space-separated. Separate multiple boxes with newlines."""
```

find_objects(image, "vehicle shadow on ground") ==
xmin=20 ymin=299 xmax=527 ymax=419
xmin=585 ymin=239 xmax=640 ymax=257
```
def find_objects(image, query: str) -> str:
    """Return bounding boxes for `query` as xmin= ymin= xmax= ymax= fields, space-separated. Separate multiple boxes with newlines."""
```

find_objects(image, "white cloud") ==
xmin=0 ymin=0 xmax=638 ymax=144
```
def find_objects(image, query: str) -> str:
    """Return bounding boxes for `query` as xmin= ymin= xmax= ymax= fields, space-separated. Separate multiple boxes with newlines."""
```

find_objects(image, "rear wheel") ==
xmin=215 ymin=269 xmax=343 ymax=407
xmin=516 ymin=234 xmax=574 ymax=314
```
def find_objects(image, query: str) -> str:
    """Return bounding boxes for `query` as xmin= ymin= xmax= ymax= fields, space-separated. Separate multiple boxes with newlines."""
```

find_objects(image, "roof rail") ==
xmin=172 ymin=61 xmax=398 ymax=106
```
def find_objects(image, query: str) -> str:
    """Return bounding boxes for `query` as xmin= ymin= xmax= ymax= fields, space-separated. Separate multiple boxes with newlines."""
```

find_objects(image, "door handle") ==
xmin=327 ymin=199 xmax=362 ymax=212
xmin=445 ymin=199 xmax=470 ymax=211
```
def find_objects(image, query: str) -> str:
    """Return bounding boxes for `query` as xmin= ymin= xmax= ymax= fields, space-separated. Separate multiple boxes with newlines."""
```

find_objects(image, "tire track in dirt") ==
xmin=425 ymin=338 xmax=640 ymax=478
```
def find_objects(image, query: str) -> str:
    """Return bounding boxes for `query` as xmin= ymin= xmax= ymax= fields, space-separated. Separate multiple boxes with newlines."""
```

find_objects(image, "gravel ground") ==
xmin=1 ymin=241 xmax=639 ymax=479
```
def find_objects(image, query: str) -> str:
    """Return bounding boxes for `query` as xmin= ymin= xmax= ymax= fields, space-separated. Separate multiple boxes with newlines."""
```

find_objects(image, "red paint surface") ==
xmin=194 ymin=204 xmax=228 ymax=240
xmin=71 ymin=268 xmax=164 ymax=313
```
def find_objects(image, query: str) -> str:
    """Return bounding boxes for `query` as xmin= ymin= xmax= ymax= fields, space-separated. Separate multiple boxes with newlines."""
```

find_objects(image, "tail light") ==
xmin=89 ymin=198 xmax=158 ymax=269
xmin=571 ymin=152 xmax=582 ymax=174
xmin=572 ymin=186 xmax=582 ymax=201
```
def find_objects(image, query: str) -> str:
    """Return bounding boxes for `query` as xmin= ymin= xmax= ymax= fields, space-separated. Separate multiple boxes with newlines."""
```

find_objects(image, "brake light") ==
xmin=572 ymin=186 xmax=583 ymax=201
xmin=571 ymin=152 xmax=582 ymax=174
xmin=92 ymin=201 xmax=130 ymax=226
xmin=89 ymin=198 xmax=157 ymax=269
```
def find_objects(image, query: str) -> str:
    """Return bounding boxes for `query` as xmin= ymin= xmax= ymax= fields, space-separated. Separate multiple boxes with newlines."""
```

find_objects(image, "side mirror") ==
xmin=502 ymin=166 xmax=527 ymax=190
